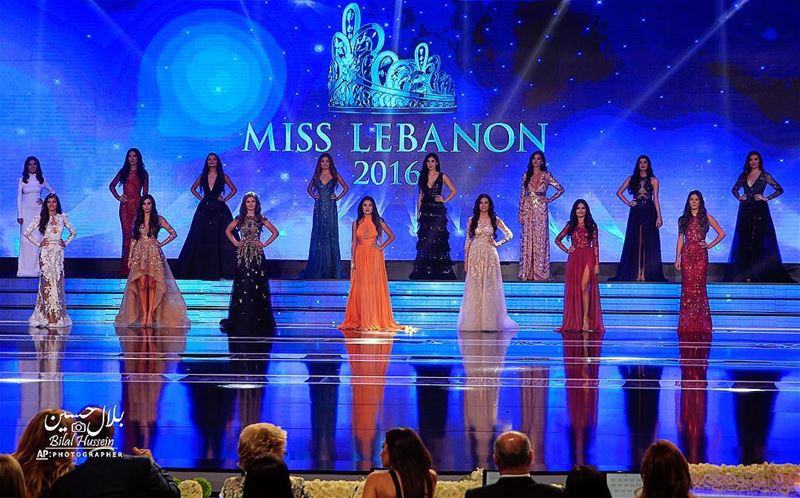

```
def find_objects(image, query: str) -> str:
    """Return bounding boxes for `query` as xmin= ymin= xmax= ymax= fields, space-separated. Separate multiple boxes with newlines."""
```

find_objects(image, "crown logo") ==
xmin=328 ymin=3 xmax=456 ymax=114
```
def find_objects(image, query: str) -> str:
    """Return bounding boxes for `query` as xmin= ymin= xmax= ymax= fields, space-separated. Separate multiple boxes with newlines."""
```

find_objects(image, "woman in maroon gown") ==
xmin=556 ymin=199 xmax=604 ymax=332
xmin=675 ymin=191 xmax=725 ymax=334
xmin=109 ymin=148 xmax=149 ymax=276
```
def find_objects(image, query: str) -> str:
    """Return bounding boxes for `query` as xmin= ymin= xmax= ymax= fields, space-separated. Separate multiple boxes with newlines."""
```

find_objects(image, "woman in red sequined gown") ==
xmin=675 ymin=191 xmax=725 ymax=334
xmin=556 ymin=199 xmax=604 ymax=332
xmin=109 ymin=148 xmax=149 ymax=276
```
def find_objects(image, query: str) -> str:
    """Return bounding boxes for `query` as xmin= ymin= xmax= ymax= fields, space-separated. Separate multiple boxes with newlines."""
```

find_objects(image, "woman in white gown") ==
xmin=17 ymin=156 xmax=55 ymax=277
xmin=25 ymin=194 xmax=76 ymax=328
xmin=458 ymin=194 xmax=518 ymax=332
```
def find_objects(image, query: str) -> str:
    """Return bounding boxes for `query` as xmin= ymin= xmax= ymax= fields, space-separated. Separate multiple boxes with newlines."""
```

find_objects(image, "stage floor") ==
xmin=0 ymin=279 xmax=798 ymax=472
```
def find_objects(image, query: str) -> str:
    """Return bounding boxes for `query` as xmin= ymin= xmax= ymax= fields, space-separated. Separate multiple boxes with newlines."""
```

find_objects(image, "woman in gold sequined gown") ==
xmin=221 ymin=193 xmax=279 ymax=336
xmin=25 ymin=194 xmax=76 ymax=327
xmin=115 ymin=195 xmax=188 ymax=327
xmin=458 ymin=194 xmax=518 ymax=332
xmin=518 ymin=151 xmax=564 ymax=281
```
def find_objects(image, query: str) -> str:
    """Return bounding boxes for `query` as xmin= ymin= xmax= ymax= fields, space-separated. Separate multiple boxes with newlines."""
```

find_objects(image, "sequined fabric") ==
xmin=118 ymin=172 xmax=143 ymax=276
xmin=678 ymin=217 xmax=712 ymax=333
xmin=458 ymin=216 xmax=517 ymax=331
xmin=223 ymin=216 xmax=276 ymax=335
xmin=518 ymin=172 xmax=563 ymax=281
xmin=301 ymin=178 xmax=343 ymax=279
xmin=557 ymin=223 xmax=605 ymax=332
xmin=25 ymin=214 xmax=76 ymax=327
xmin=115 ymin=218 xmax=189 ymax=327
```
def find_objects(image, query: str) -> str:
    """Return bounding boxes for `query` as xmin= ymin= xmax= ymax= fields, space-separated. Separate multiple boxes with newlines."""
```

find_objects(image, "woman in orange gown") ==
xmin=339 ymin=196 xmax=403 ymax=331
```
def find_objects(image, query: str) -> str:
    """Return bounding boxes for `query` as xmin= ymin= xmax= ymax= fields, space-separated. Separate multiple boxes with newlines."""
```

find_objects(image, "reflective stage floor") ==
xmin=0 ymin=279 xmax=798 ymax=472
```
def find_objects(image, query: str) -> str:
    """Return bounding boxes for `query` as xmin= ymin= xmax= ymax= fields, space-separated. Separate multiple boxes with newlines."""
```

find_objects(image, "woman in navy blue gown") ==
xmin=300 ymin=153 xmax=349 ymax=279
xmin=610 ymin=155 xmax=667 ymax=282
xmin=726 ymin=151 xmax=793 ymax=282
xmin=176 ymin=153 xmax=238 ymax=280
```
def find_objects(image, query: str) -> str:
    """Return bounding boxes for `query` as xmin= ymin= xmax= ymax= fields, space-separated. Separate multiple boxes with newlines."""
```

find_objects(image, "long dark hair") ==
xmin=639 ymin=440 xmax=693 ymax=498
xmin=385 ymin=428 xmax=433 ymax=498
xmin=565 ymin=465 xmax=612 ymax=498
xmin=627 ymin=155 xmax=655 ymax=196
xmin=742 ymin=150 xmax=763 ymax=173
xmin=200 ymin=153 xmax=225 ymax=194
xmin=132 ymin=194 xmax=160 ymax=240
xmin=566 ymin=199 xmax=597 ymax=239
xmin=117 ymin=148 xmax=148 ymax=185
xmin=468 ymin=194 xmax=497 ymax=239
xmin=678 ymin=190 xmax=709 ymax=235
xmin=356 ymin=196 xmax=383 ymax=239
xmin=37 ymin=194 xmax=62 ymax=235
xmin=22 ymin=156 xmax=44 ymax=184
xmin=311 ymin=152 xmax=339 ymax=189
xmin=236 ymin=192 xmax=265 ymax=225
xmin=524 ymin=151 xmax=547 ymax=190
xmin=418 ymin=153 xmax=441 ymax=191
xmin=242 ymin=455 xmax=292 ymax=498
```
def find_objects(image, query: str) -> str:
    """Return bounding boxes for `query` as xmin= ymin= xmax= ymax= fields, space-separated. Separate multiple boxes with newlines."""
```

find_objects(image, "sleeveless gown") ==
xmin=410 ymin=174 xmax=456 ymax=280
xmin=300 ymin=178 xmax=344 ymax=279
xmin=610 ymin=176 xmax=667 ymax=281
xmin=176 ymin=175 xmax=236 ymax=280
xmin=221 ymin=216 xmax=276 ymax=336
xmin=678 ymin=217 xmax=712 ymax=333
xmin=339 ymin=219 xmax=402 ymax=331
xmin=726 ymin=171 xmax=793 ymax=282
xmin=557 ymin=224 xmax=605 ymax=332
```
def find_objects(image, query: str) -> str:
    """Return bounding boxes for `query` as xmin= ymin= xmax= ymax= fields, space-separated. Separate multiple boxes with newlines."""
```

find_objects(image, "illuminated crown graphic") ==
xmin=328 ymin=3 xmax=456 ymax=114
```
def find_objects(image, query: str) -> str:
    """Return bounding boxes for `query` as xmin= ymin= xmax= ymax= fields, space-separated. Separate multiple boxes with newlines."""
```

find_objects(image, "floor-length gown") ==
xmin=726 ymin=171 xmax=793 ymax=282
xmin=115 ymin=219 xmax=189 ymax=327
xmin=176 ymin=175 xmax=236 ymax=280
xmin=610 ymin=176 xmax=666 ymax=281
xmin=410 ymin=174 xmax=456 ymax=280
xmin=119 ymin=173 xmax=143 ymax=277
xmin=221 ymin=216 xmax=276 ymax=336
xmin=339 ymin=219 xmax=402 ymax=331
xmin=557 ymin=224 xmax=605 ymax=332
xmin=25 ymin=214 xmax=76 ymax=327
xmin=458 ymin=217 xmax=518 ymax=331
xmin=678 ymin=217 xmax=712 ymax=333
xmin=518 ymin=172 xmax=563 ymax=281
xmin=17 ymin=178 xmax=55 ymax=277
xmin=300 ymin=178 xmax=343 ymax=279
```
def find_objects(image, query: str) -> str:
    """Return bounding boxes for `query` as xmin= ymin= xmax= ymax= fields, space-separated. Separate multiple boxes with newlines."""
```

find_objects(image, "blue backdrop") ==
xmin=1 ymin=0 xmax=797 ymax=262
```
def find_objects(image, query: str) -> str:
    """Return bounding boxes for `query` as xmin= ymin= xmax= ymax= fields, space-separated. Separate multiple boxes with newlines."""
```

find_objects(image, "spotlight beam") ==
xmin=494 ymin=0 xmax=571 ymax=121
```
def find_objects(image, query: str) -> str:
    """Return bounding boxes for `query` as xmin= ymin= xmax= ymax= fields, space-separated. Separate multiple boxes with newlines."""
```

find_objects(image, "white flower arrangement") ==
xmin=178 ymin=479 xmax=203 ymax=498
xmin=689 ymin=463 xmax=800 ymax=496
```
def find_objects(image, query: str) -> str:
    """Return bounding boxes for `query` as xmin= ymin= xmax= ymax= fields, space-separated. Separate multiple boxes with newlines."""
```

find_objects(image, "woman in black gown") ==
xmin=726 ymin=151 xmax=793 ymax=282
xmin=409 ymin=153 xmax=457 ymax=280
xmin=610 ymin=155 xmax=667 ymax=281
xmin=221 ymin=193 xmax=279 ymax=336
xmin=176 ymin=153 xmax=238 ymax=280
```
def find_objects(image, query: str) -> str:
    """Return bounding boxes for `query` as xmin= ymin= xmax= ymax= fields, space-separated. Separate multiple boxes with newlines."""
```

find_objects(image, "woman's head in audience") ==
xmin=565 ymin=465 xmax=612 ymax=498
xmin=242 ymin=455 xmax=292 ymax=498
xmin=0 ymin=454 xmax=28 ymax=498
xmin=381 ymin=427 xmax=433 ymax=498
xmin=639 ymin=440 xmax=693 ymax=498
xmin=237 ymin=423 xmax=287 ymax=472
xmin=13 ymin=409 xmax=74 ymax=498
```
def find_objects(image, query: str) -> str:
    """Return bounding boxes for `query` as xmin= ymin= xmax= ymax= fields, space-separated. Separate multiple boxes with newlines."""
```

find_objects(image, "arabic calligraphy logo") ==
xmin=328 ymin=3 xmax=457 ymax=114
xmin=38 ymin=406 xmax=126 ymax=460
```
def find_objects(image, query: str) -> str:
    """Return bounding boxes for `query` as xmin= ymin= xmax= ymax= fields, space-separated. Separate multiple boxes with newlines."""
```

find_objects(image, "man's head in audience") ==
xmin=493 ymin=431 xmax=533 ymax=475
